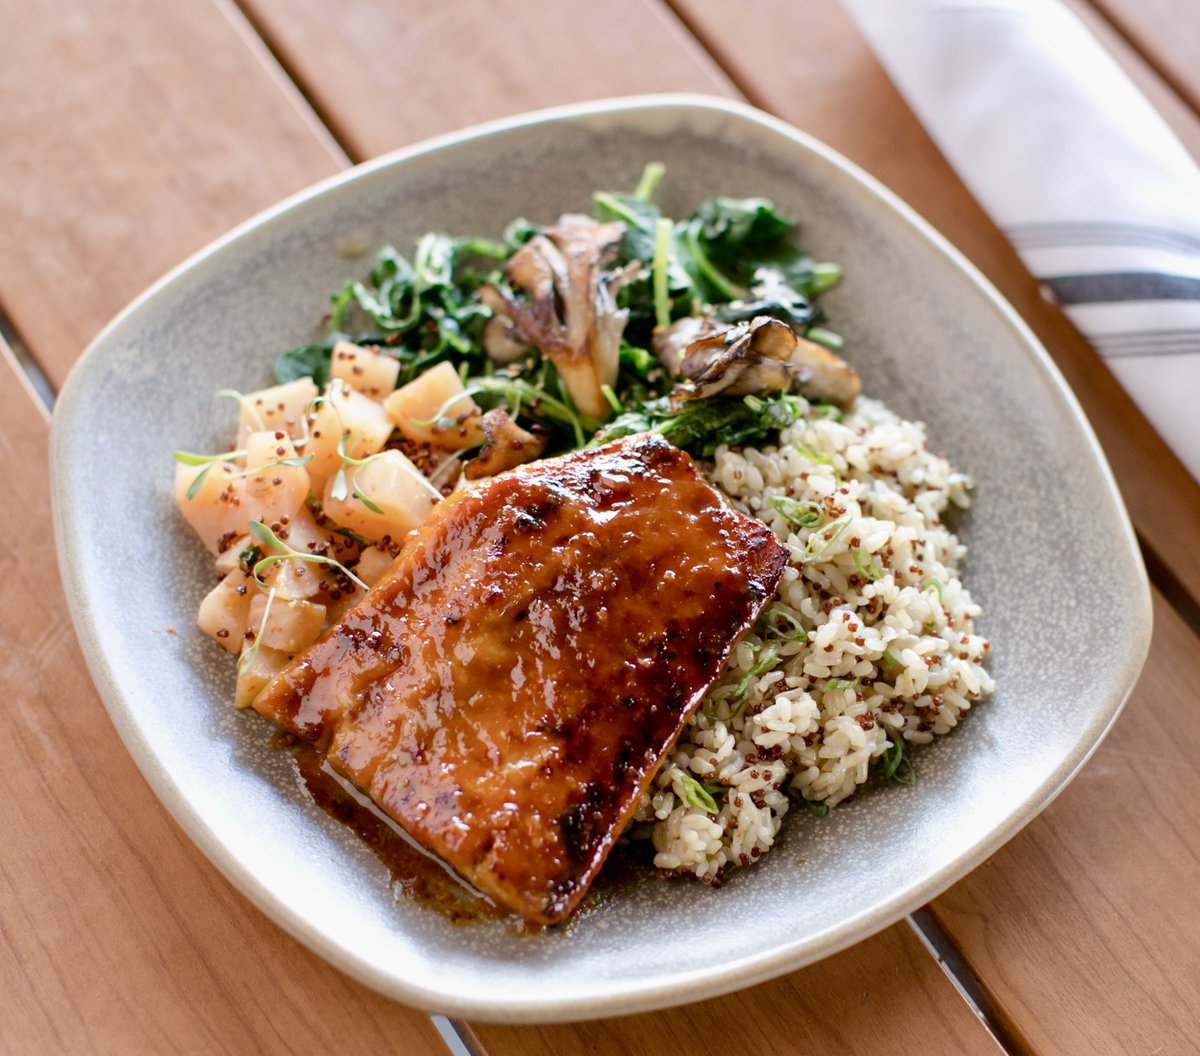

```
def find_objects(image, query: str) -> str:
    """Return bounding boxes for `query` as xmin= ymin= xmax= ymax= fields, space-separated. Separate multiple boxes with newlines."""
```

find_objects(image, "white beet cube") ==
xmin=321 ymin=449 xmax=436 ymax=547
xmin=197 ymin=570 xmax=255 ymax=654
xmin=247 ymin=593 xmax=327 ymax=654
xmin=384 ymin=362 xmax=483 ymax=450
xmin=330 ymin=340 xmax=401 ymax=400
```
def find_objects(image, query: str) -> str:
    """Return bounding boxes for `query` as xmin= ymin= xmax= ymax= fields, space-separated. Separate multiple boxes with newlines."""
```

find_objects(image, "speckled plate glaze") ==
xmin=52 ymin=96 xmax=1151 ymax=1022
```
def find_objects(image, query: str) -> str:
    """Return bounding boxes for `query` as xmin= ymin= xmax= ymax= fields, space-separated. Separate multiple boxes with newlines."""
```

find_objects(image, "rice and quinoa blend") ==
xmin=635 ymin=395 xmax=994 ymax=881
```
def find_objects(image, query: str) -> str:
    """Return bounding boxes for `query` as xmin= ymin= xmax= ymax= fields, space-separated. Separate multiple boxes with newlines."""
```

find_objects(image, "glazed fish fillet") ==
xmin=253 ymin=434 xmax=787 ymax=923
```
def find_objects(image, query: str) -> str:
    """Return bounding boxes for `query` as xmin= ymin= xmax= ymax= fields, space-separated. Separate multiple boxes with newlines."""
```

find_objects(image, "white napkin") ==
xmin=843 ymin=0 xmax=1200 ymax=483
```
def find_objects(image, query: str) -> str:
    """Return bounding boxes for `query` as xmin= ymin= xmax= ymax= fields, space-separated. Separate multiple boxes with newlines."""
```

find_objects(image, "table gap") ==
xmin=1138 ymin=533 xmax=1200 ymax=637
xmin=907 ymin=909 xmax=1036 ymax=1056
xmin=228 ymin=0 xmax=362 ymax=162
xmin=656 ymin=0 xmax=769 ymax=111
xmin=1086 ymin=0 xmax=1200 ymax=116
xmin=1 ymin=308 xmax=54 ymax=415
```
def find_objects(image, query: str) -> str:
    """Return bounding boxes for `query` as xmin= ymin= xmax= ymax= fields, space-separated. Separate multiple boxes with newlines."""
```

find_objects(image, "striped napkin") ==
xmin=843 ymin=0 xmax=1200 ymax=482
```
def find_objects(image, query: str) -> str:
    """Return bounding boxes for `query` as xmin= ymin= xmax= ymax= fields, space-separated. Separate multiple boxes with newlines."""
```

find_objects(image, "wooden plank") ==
xmin=670 ymin=0 xmax=1200 ymax=604
xmin=1090 ymin=0 xmax=1200 ymax=115
xmin=0 ymin=347 xmax=448 ymax=1056
xmin=468 ymin=924 xmax=1005 ymax=1056
xmin=0 ymin=0 xmax=345 ymax=391
xmin=238 ymin=0 xmax=737 ymax=161
xmin=931 ymin=590 xmax=1200 ymax=1054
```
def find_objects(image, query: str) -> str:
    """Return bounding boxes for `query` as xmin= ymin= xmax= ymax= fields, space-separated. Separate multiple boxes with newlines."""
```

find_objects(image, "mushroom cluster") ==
xmin=655 ymin=315 xmax=861 ymax=407
xmin=482 ymin=215 xmax=638 ymax=420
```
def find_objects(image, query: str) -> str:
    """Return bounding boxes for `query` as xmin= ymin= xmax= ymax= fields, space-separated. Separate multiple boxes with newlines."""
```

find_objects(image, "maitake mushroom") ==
xmin=463 ymin=409 xmax=549 ymax=481
xmin=665 ymin=315 xmax=861 ymax=407
xmin=482 ymin=216 xmax=634 ymax=420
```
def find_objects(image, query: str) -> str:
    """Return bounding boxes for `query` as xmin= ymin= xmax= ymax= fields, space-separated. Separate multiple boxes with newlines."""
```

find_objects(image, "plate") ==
xmin=52 ymin=95 xmax=1151 ymax=1022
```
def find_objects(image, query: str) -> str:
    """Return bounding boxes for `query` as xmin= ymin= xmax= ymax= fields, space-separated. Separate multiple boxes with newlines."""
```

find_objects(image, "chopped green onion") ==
xmin=725 ymin=640 xmax=782 ymax=718
xmin=803 ymin=798 xmax=830 ymax=818
xmin=879 ymin=738 xmax=917 ymax=787
xmin=809 ymin=402 xmax=843 ymax=422
xmin=800 ymin=514 xmax=852 ymax=564
xmin=822 ymin=677 xmax=860 ymax=692
xmin=678 ymin=773 xmax=720 ymax=815
xmin=922 ymin=577 xmax=944 ymax=602
xmin=853 ymin=549 xmax=883 ymax=581
xmin=769 ymin=494 xmax=825 ymax=528
xmin=758 ymin=606 xmax=808 ymax=643
xmin=794 ymin=442 xmax=835 ymax=468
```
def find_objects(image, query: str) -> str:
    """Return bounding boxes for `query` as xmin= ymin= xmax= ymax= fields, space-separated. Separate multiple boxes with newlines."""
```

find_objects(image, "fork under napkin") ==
xmin=843 ymin=0 xmax=1200 ymax=483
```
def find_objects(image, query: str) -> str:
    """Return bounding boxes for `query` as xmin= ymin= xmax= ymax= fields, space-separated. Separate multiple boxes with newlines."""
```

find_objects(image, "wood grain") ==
xmin=468 ymin=923 xmax=1005 ymax=1056
xmin=0 ymin=348 xmax=447 ymax=1055
xmin=238 ymin=0 xmax=737 ymax=162
xmin=1091 ymin=0 xmax=1200 ymax=114
xmin=931 ymin=590 xmax=1200 ymax=1054
xmin=670 ymin=0 xmax=1200 ymax=606
xmin=0 ymin=0 xmax=344 ymax=391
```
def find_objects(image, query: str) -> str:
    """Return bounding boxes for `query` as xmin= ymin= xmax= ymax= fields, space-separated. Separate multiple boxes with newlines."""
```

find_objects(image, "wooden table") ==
xmin=3 ymin=2 xmax=1198 ymax=1053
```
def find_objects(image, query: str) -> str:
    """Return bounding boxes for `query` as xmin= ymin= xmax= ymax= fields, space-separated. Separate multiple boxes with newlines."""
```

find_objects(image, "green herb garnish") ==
xmin=878 ymin=738 xmax=918 ymax=787
xmin=246 ymin=520 xmax=368 ymax=592
xmin=853 ymin=549 xmax=883 ymax=581
xmin=758 ymin=606 xmax=808 ymax=643
xmin=769 ymin=495 xmax=825 ymax=528
xmin=800 ymin=514 xmax=852 ymax=564
xmin=679 ymin=773 xmax=720 ymax=815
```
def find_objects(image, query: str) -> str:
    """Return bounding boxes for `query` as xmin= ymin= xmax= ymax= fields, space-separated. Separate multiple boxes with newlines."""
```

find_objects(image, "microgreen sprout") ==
xmin=678 ymin=773 xmax=720 ymax=815
xmin=174 ymin=449 xmax=245 ymax=500
xmin=468 ymin=374 xmax=599 ymax=447
xmin=246 ymin=519 xmax=368 ymax=592
xmin=238 ymin=586 xmax=276 ymax=675
xmin=216 ymin=388 xmax=265 ymax=431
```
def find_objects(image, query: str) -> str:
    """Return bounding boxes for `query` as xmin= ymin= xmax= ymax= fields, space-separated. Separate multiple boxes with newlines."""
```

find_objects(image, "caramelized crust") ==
xmin=253 ymin=435 xmax=786 ymax=923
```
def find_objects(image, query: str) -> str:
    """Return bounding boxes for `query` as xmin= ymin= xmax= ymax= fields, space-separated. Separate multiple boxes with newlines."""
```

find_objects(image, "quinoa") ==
xmin=636 ymin=396 xmax=993 ymax=881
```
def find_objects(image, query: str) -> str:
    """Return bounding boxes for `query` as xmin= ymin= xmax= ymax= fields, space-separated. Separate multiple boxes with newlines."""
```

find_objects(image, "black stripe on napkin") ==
xmin=1043 ymin=272 xmax=1200 ymax=305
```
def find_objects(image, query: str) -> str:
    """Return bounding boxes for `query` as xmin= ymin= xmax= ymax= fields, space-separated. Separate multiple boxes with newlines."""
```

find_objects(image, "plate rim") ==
xmin=51 ymin=92 xmax=1153 ymax=1023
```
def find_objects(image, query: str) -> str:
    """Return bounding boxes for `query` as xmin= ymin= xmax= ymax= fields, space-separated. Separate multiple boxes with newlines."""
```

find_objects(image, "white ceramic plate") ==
xmin=52 ymin=96 xmax=1151 ymax=1022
